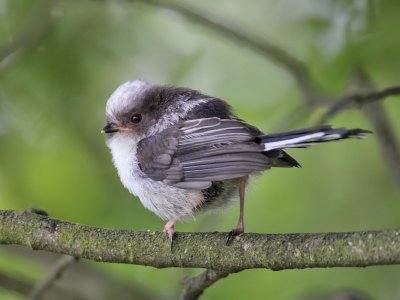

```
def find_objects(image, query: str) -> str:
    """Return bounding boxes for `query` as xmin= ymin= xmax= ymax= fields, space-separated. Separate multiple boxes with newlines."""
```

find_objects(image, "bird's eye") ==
xmin=130 ymin=112 xmax=142 ymax=124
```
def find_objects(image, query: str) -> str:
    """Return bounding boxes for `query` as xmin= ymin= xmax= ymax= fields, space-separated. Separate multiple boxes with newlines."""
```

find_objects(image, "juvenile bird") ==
xmin=102 ymin=80 xmax=370 ymax=244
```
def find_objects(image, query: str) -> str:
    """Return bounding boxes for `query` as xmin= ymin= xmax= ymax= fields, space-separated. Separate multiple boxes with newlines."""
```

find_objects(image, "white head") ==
xmin=102 ymin=80 xmax=211 ymax=139
xmin=105 ymin=80 xmax=150 ymax=126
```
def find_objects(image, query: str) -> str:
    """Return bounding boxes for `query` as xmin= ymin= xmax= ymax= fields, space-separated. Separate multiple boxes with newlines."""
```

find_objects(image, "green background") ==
xmin=1 ymin=1 xmax=399 ymax=299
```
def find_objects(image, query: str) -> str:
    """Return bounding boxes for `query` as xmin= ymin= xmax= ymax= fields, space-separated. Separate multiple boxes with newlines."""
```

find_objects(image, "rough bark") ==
xmin=1 ymin=210 xmax=399 ymax=272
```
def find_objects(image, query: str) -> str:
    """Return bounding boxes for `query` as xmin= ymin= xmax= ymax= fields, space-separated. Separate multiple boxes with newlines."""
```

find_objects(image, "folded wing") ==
xmin=137 ymin=118 xmax=270 ymax=190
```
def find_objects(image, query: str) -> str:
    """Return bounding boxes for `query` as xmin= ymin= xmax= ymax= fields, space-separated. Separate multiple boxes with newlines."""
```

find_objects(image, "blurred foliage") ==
xmin=0 ymin=0 xmax=400 ymax=299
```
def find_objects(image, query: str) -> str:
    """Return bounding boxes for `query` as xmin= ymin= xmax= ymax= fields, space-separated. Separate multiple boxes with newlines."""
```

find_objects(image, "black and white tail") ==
xmin=259 ymin=125 xmax=372 ymax=152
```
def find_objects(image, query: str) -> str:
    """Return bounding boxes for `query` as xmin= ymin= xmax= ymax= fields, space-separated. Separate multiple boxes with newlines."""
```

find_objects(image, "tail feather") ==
xmin=259 ymin=126 xmax=372 ymax=152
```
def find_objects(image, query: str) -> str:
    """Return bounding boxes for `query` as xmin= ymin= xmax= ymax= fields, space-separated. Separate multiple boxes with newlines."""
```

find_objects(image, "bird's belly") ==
xmin=126 ymin=173 xmax=204 ymax=221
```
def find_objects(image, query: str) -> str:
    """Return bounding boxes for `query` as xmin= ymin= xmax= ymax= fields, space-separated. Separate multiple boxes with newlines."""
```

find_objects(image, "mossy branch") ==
xmin=1 ymin=210 xmax=399 ymax=271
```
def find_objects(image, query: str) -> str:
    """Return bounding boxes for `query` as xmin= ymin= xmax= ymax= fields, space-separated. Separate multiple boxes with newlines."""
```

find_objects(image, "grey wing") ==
xmin=137 ymin=118 xmax=271 ymax=190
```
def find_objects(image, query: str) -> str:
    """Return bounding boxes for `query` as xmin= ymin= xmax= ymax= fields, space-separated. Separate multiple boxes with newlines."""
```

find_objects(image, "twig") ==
xmin=363 ymin=103 xmax=400 ymax=185
xmin=0 ymin=270 xmax=86 ymax=300
xmin=350 ymin=70 xmax=400 ymax=186
xmin=27 ymin=255 xmax=78 ymax=300
xmin=1 ymin=210 xmax=400 ymax=271
xmin=138 ymin=0 xmax=321 ymax=105
xmin=179 ymin=269 xmax=232 ymax=300
xmin=315 ymin=77 xmax=400 ymax=186
xmin=318 ymin=85 xmax=400 ymax=124
xmin=0 ymin=0 xmax=53 ymax=68
xmin=0 ymin=272 xmax=32 ymax=295
xmin=2 ymin=246 xmax=159 ymax=300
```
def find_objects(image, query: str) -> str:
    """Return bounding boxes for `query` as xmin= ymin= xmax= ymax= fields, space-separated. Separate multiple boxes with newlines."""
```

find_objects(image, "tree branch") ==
xmin=1 ymin=210 xmax=400 ymax=271
xmin=0 ymin=270 xmax=86 ymax=300
xmin=318 ymin=85 xmax=400 ymax=124
xmin=179 ymin=269 xmax=232 ymax=300
xmin=139 ymin=0 xmax=321 ymax=104
xmin=356 ymin=73 xmax=400 ymax=187
xmin=0 ymin=272 xmax=32 ymax=296
xmin=28 ymin=255 xmax=78 ymax=300
xmin=0 ymin=0 xmax=53 ymax=68
xmin=2 ymin=246 xmax=160 ymax=300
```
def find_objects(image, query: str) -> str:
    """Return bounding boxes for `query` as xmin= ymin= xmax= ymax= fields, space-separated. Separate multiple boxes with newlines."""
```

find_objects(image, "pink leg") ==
xmin=236 ymin=179 xmax=246 ymax=233
xmin=164 ymin=220 xmax=176 ymax=245
xmin=226 ymin=178 xmax=247 ymax=244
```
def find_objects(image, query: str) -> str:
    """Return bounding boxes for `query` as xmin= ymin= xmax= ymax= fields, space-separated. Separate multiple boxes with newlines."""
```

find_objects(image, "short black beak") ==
xmin=101 ymin=123 xmax=119 ymax=134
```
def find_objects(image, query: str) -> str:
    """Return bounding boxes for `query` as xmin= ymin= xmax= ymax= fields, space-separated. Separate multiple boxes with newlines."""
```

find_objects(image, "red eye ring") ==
xmin=130 ymin=112 xmax=142 ymax=124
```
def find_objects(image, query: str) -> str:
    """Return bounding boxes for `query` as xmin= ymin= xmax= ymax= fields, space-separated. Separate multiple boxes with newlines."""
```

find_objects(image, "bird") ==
xmin=102 ymin=80 xmax=371 ymax=244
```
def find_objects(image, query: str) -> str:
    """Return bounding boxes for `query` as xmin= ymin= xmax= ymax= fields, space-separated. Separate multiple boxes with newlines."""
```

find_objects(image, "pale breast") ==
xmin=106 ymin=133 xmax=204 ymax=221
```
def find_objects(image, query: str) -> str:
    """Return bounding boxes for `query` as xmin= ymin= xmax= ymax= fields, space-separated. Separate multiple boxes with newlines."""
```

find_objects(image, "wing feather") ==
xmin=137 ymin=118 xmax=270 ymax=189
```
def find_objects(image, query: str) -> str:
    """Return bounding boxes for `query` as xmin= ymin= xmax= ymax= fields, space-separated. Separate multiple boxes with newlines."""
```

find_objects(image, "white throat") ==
xmin=106 ymin=133 xmax=142 ymax=196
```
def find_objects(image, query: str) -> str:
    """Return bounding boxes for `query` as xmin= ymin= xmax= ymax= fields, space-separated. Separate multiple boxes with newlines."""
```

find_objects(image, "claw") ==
xmin=226 ymin=230 xmax=235 ymax=245
xmin=226 ymin=227 xmax=244 ymax=245
xmin=168 ymin=231 xmax=174 ymax=251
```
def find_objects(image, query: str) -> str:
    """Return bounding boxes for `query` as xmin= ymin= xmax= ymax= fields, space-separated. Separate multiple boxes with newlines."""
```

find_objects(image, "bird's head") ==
xmin=102 ymin=80 xmax=206 ymax=139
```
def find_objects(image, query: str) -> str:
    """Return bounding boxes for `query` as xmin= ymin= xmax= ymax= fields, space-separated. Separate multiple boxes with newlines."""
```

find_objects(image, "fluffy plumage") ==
xmin=103 ymin=80 xmax=371 ymax=241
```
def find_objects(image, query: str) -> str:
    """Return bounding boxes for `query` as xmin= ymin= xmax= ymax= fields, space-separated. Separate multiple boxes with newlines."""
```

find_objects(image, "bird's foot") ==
xmin=226 ymin=226 xmax=244 ymax=245
xmin=163 ymin=220 xmax=176 ymax=251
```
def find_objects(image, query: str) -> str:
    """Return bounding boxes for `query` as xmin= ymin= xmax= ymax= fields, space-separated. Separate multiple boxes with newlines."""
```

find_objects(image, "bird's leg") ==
xmin=164 ymin=219 xmax=176 ymax=247
xmin=226 ymin=177 xmax=247 ymax=244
